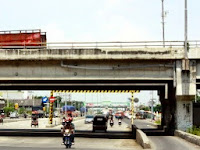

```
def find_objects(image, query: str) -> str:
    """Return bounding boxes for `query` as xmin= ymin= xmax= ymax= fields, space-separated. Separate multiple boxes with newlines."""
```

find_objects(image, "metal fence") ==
xmin=0 ymin=40 xmax=199 ymax=49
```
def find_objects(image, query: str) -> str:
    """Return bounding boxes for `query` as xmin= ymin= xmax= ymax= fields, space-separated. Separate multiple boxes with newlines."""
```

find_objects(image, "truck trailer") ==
xmin=0 ymin=29 xmax=46 ymax=48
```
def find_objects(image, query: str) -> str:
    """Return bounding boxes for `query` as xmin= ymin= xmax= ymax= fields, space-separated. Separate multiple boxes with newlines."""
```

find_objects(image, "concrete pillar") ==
xmin=176 ymin=100 xmax=193 ymax=131
xmin=175 ymin=60 xmax=196 ymax=131
xmin=176 ymin=60 xmax=196 ymax=100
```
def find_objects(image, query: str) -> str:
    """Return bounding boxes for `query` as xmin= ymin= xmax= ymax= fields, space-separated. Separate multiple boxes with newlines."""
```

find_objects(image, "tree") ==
xmin=3 ymin=102 xmax=15 ymax=117
xmin=18 ymin=107 xmax=26 ymax=114
xmin=154 ymin=104 xmax=162 ymax=113
xmin=139 ymin=105 xmax=150 ymax=111
xmin=195 ymin=95 xmax=200 ymax=103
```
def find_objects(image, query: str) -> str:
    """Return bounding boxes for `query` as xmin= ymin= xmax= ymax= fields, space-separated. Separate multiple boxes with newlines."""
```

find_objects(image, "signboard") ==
xmin=42 ymin=96 xmax=48 ymax=103
xmin=49 ymin=96 xmax=55 ymax=103
xmin=86 ymin=103 xmax=94 ymax=107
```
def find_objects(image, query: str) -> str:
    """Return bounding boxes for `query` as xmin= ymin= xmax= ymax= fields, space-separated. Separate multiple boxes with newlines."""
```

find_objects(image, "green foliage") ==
xmin=34 ymin=96 xmax=43 ymax=99
xmin=155 ymin=119 xmax=161 ymax=125
xmin=154 ymin=104 xmax=162 ymax=113
xmin=3 ymin=107 xmax=15 ymax=116
xmin=187 ymin=126 xmax=200 ymax=136
xmin=139 ymin=105 xmax=150 ymax=111
xmin=26 ymin=110 xmax=32 ymax=115
xmin=195 ymin=95 xmax=200 ymax=103
xmin=18 ymin=107 xmax=26 ymax=114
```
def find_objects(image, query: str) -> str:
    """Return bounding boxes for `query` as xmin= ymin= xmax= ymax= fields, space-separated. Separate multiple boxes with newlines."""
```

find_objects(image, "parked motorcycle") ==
xmin=64 ymin=129 xmax=72 ymax=149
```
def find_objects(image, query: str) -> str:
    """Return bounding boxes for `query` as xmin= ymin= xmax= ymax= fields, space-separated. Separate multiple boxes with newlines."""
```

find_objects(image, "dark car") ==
xmin=93 ymin=115 xmax=107 ymax=132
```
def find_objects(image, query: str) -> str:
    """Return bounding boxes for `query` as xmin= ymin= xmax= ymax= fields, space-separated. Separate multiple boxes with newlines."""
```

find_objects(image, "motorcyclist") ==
xmin=118 ymin=114 xmax=122 ymax=125
xmin=110 ymin=115 xmax=114 ymax=127
xmin=61 ymin=116 xmax=75 ymax=145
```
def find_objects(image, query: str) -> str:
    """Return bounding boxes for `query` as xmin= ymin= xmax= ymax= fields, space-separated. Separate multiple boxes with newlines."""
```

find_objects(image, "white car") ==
xmin=85 ymin=115 xmax=94 ymax=124
xmin=127 ymin=114 xmax=136 ymax=119
xmin=10 ymin=112 xmax=19 ymax=119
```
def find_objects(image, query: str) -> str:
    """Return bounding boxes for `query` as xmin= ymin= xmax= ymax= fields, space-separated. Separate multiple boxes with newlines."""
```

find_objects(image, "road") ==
xmin=134 ymin=119 xmax=157 ymax=129
xmin=2 ymin=117 xmax=200 ymax=149
xmin=0 ymin=117 xmax=131 ymax=132
xmin=0 ymin=136 xmax=142 ymax=150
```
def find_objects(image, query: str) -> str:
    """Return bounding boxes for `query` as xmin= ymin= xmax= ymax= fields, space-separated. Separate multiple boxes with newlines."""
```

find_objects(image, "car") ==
xmin=85 ymin=115 xmax=94 ymax=124
xmin=53 ymin=111 xmax=59 ymax=117
xmin=93 ymin=115 xmax=107 ymax=132
xmin=10 ymin=112 xmax=19 ymax=119
xmin=115 ymin=111 xmax=124 ymax=119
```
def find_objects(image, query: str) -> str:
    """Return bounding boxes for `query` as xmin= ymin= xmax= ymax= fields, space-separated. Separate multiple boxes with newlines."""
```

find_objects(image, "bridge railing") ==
xmin=1 ymin=40 xmax=200 ymax=49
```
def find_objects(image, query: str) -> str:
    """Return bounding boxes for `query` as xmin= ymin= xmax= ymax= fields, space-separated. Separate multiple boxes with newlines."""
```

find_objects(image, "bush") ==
xmin=154 ymin=119 xmax=161 ymax=125
xmin=18 ymin=107 xmax=26 ymax=114
xmin=187 ymin=126 xmax=200 ymax=136
xmin=3 ymin=107 xmax=15 ymax=117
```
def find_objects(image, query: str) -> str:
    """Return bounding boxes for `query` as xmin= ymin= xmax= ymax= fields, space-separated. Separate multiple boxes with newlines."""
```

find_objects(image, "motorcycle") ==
xmin=64 ymin=129 xmax=72 ymax=149
xmin=118 ymin=119 xmax=122 ymax=125
xmin=110 ymin=120 xmax=114 ymax=127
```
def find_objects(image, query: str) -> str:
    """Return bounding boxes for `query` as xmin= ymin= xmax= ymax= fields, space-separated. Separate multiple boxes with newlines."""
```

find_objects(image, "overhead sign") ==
xmin=49 ymin=96 xmax=55 ymax=103
xmin=42 ymin=96 xmax=48 ymax=103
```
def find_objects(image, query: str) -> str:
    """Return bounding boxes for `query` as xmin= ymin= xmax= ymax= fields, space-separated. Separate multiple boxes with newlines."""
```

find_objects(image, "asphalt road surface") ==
xmin=0 ymin=136 xmax=142 ymax=150
xmin=0 ymin=117 xmax=131 ymax=132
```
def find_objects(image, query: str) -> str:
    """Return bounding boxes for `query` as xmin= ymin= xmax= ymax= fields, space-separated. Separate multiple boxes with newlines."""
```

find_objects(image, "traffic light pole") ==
xmin=49 ymin=90 xmax=54 ymax=125
xmin=131 ymin=92 xmax=134 ymax=125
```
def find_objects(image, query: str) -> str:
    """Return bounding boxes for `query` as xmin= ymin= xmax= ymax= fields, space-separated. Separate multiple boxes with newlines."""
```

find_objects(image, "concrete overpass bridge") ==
xmin=0 ymin=40 xmax=200 ymax=133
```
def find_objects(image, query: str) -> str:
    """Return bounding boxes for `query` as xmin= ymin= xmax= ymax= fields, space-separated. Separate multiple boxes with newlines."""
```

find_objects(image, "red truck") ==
xmin=0 ymin=29 xmax=46 ymax=48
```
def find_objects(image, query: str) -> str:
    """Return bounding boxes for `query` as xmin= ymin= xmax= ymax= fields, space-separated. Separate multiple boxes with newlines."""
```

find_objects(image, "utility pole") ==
xmin=131 ymin=92 xmax=134 ymax=125
xmin=6 ymin=91 xmax=9 ymax=107
xmin=150 ymin=91 xmax=154 ymax=121
xmin=184 ymin=0 xmax=188 ymax=59
xmin=64 ymin=93 xmax=67 ymax=117
xmin=161 ymin=0 xmax=165 ymax=47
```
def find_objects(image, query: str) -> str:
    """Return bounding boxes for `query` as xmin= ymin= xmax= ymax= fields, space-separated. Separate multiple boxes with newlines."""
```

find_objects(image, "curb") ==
xmin=175 ymin=130 xmax=200 ymax=146
xmin=136 ymin=129 xmax=151 ymax=149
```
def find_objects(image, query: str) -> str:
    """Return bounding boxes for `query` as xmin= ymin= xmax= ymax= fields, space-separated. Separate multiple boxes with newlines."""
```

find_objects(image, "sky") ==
xmin=1 ymin=0 xmax=198 ymax=105
xmin=1 ymin=0 xmax=200 ymax=42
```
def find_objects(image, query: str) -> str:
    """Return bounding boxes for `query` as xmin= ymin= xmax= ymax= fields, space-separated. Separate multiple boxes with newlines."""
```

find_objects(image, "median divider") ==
xmin=175 ymin=130 xmax=200 ymax=146
xmin=136 ymin=129 xmax=151 ymax=149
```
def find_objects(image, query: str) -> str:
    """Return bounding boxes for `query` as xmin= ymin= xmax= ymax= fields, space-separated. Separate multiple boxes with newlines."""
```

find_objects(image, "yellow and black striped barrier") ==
xmin=52 ymin=90 xmax=140 ymax=93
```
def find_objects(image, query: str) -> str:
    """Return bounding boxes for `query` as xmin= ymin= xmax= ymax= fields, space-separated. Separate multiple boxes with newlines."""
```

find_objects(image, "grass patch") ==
xmin=154 ymin=119 xmax=161 ymax=125
xmin=187 ymin=126 xmax=200 ymax=136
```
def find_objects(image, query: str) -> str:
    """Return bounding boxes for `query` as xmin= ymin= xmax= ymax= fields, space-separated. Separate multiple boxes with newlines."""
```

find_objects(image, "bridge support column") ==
xmin=175 ymin=60 xmax=196 ymax=131
xmin=176 ymin=100 xmax=193 ymax=131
